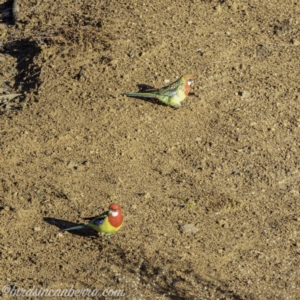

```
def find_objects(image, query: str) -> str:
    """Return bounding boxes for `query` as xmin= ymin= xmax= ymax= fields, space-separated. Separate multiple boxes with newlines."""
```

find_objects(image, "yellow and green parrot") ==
xmin=62 ymin=203 xmax=123 ymax=236
xmin=126 ymin=74 xmax=194 ymax=108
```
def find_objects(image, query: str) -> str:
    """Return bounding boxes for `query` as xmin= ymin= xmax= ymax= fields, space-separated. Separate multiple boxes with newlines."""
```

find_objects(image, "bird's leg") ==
xmin=106 ymin=235 xmax=112 ymax=245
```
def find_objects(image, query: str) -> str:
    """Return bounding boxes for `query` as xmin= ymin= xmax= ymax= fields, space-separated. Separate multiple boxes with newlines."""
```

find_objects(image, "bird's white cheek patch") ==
xmin=110 ymin=210 xmax=119 ymax=217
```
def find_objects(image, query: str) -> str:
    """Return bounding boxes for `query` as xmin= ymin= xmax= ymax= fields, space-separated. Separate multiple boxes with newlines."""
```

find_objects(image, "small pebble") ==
xmin=290 ymin=190 xmax=299 ymax=196
xmin=144 ymin=192 xmax=151 ymax=199
xmin=239 ymin=91 xmax=251 ymax=99
xmin=180 ymin=224 xmax=199 ymax=234
xmin=217 ymin=219 xmax=229 ymax=228
xmin=293 ymin=39 xmax=300 ymax=46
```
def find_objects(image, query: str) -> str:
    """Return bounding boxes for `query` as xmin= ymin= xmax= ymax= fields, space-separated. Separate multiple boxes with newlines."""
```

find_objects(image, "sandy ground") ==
xmin=0 ymin=0 xmax=300 ymax=299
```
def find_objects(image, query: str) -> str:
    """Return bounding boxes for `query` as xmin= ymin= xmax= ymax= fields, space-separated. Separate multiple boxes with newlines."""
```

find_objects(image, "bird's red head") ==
xmin=109 ymin=203 xmax=121 ymax=211
xmin=182 ymin=74 xmax=194 ymax=96
xmin=108 ymin=203 xmax=123 ymax=227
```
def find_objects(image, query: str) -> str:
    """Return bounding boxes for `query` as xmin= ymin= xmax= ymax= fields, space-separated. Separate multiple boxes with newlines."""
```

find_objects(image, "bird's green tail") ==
xmin=61 ymin=225 xmax=86 ymax=232
xmin=126 ymin=92 xmax=157 ymax=99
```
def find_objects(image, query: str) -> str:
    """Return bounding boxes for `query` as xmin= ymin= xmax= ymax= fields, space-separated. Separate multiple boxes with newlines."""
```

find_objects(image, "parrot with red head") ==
xmin=62 ymin=203 xmax=123 ymax=236
xmin=126 ymin=74 xmax=194 ymax=108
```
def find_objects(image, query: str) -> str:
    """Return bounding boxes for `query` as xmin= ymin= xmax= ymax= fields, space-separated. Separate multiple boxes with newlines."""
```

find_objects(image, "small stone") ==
xmin=290 ymin=190 xmax=299 ymax=196
xmin=67 ymin=161 xmax=77 ymax=169
xmin=217 ymin=219 xmax=229 ymax=228
xmin=57 ymin=232 xmax=64 ymax=238
xmin=110 ymin=59 xmax=119 ymax=66
xmin=144 ymin=192 xmax=151 ymax=199
xmin=195 ymin=137 xmax=202 ymax=142
xmin=293 ymin=39 xmax=300 ymax=46
xmin=180 ymin=224 xmax=199 ymax=234
xmin=34 ymin=227 xmax=41 ymax=232
xmin=239 ymin=91 xmax=251 ymax=99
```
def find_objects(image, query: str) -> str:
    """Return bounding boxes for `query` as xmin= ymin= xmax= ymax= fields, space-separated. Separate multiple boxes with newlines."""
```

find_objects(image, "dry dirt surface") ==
xmin=0 ymin=0 xmax=300 ymax=299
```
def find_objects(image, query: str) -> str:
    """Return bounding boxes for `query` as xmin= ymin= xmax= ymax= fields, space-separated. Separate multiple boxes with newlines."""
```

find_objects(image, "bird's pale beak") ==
xmin=109 ymin=210 xmax=119 ymax=217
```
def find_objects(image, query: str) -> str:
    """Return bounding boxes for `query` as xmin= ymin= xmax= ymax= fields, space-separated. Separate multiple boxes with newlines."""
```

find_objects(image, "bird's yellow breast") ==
xmin=89 ymin=217 xmax=122 ymax=235
xmin=169 ymin=88 xmax=187 ymax=106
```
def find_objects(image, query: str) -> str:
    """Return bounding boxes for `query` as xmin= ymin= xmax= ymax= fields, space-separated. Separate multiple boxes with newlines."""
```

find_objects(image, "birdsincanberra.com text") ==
xmin=2 ymin=285 xmax=125 ymax=297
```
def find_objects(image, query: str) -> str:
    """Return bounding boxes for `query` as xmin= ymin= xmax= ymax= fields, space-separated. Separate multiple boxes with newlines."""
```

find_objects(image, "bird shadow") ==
xmin=44 ymin=217 xmax=98 ymax=237
xmin=136 ymin=83 xmax=156 ymax=92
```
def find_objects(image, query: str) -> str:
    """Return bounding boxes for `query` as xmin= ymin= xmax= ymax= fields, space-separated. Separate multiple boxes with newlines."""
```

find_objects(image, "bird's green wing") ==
xmin=157 ymin=78 xmax=182 ymax=97
xmin=88 ymin=211 xmax=109 ymax=226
